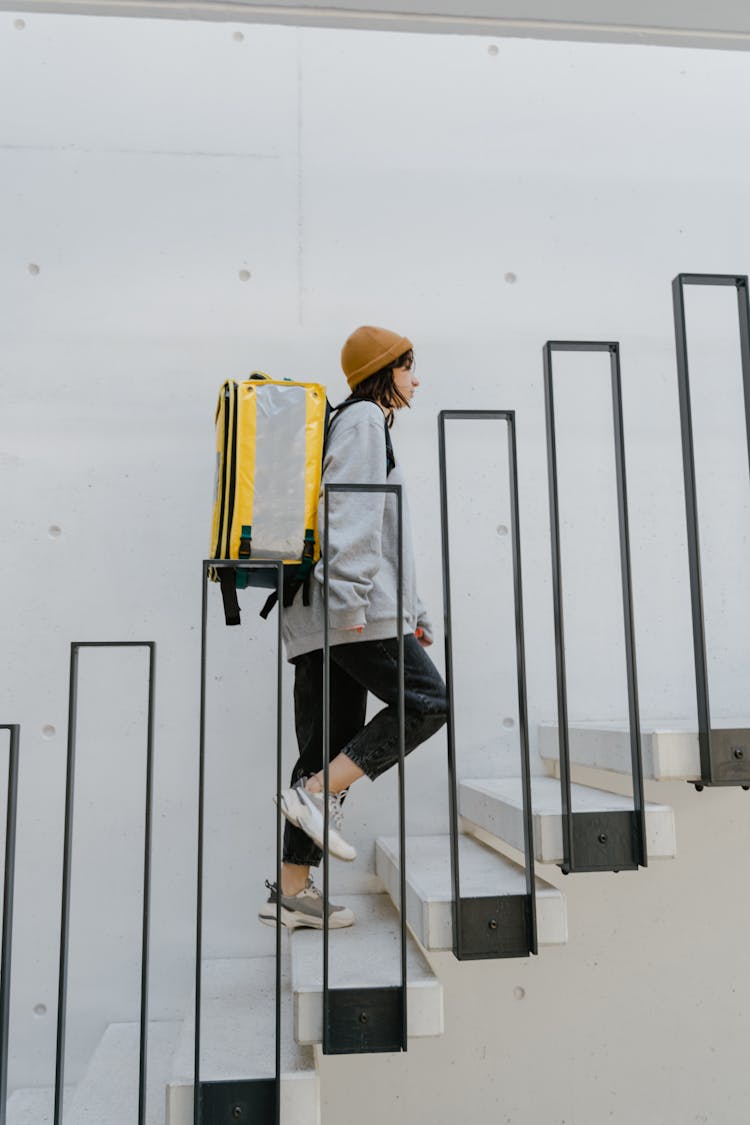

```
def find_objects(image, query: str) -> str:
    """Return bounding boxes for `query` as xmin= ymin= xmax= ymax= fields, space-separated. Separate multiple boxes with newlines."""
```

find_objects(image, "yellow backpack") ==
xmin=209 ymin=373 xmax=394 ymax=625
xmin=209 ymin=373 xmax=328 ymax=624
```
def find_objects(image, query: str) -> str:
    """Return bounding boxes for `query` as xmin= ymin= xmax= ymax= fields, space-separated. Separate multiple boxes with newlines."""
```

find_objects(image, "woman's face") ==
xmin=392 ymin=358 xmax=420 ymax=405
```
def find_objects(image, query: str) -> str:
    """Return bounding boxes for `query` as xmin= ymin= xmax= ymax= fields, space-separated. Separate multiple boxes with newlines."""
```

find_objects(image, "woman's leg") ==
xmin=280 ymin=634 xmax=447 ymax=879
xmin=301 ymin=635 xmax=447 ymax=793
xmin=327 ymin=634 xmax=448 ymax=782
xmin=281 ymin=649 xmax=367 ymax=892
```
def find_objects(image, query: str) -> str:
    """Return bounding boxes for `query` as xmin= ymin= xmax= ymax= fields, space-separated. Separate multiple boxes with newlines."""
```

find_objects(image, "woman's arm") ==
xmin=314 ymin=412 xmax=389 ymax=630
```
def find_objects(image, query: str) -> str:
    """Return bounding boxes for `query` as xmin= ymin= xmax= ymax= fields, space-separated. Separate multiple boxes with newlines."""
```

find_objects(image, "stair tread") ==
xmin=376 ymin=832 xmax=560 ymax=897
xmin=459 ymin=776 xmax=676 ymax=862
xmin=375 ymin=833 xmax=567 ymax=948
xmin=170 ymin=956 xmax=314 ymax=1083
xmin=6 ymin=1087 xmax=56 ymax=1125
xmin=462 ymin=775 xmax=672 ymax=813
xmin=538 ymin=718 xmax=750 ymax=780
xmin=65 ymin=1020 xmax=181 ymax=1125
xmin=290 ymin=892 xmax=443 ymax=1043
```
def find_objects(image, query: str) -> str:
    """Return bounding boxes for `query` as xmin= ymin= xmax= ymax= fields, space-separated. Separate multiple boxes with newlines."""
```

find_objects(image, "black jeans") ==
xmin=283 ymin=634 xmax=448 ymax=867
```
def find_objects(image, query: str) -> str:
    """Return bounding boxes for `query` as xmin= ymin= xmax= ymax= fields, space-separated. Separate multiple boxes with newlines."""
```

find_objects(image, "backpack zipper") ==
xmin=214 ymin=383 xmax=231 ymax=560
xmin=224 ymin=381 xmax=239 ymax=558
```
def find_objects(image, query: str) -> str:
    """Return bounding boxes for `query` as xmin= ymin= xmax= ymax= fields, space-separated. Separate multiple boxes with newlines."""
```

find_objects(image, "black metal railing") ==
xmin=196 ymin=560 xmax=284 ymax=1124
xmin=438 ymin=411 xmax=538 ymax=959
xmin=543 ymin=342 xmax=646 ymax=873
xmin=672 ymin=273 xmax=750 ymax=790
xmin=1 ymin=725 xmax=20 ymax=1125
xmin=322 ymin=483 xmax=407 ymax=1053
xmin=54 ymin=643 xmax=156 ymax=1125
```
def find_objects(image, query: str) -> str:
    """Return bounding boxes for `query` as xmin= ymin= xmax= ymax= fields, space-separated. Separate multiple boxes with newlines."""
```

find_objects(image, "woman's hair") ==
xmin=348 ymin=349 xmax=414 ymax=429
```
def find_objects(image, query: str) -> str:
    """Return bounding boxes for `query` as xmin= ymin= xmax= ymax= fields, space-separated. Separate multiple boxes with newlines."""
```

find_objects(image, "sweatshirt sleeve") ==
xmin=313 ymin=411 xmax=388 ymax=630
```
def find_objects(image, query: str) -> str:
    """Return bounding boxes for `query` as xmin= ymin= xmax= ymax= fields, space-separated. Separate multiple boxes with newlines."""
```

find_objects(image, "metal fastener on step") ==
xmin=489 ymin=918 xmax=498 ymax=931
xmin=733 ymin=746 xmax=745 ymax=760
xmin=598 ymin=833 xmax=608 ymax=845
xmin=359 ymin=1011 xmax=368 ymax=1024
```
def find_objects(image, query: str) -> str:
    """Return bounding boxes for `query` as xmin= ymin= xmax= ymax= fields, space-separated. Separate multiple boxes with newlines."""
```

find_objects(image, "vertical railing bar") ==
xmin=321 ymin=483 xmax=405 ymax=1045
xmin=439 ymin=411 xmax=536 ymax=955
xmin=672 ymin=277 xmax=713 ymax=782
xmin=0 ymin=725 xmax=20 ymax=1125
xmin=736 ymin=278 xmax=750 ymax=477
xmin=56 ymin=644 xmax=155 ymax=1125
xmin=274 ymin=561 xmax=283 ymax=1125
xmin=437 ymin=414 xmax=462 ymax=959
xmin=396 ymin=484 xmax=407 ymax=1048
xmin=198 ymin=560 xmax=283 ymax=1118
xmin=543 ymin=348 xmax=574 ymax=873
xmin=54 ymin=644 xmax=79 ymax=1125
xmin=506 ymin=416 xmax=538 ymax=953
xmin=545 ymin=342 xmax=646 ymax=865
xmin=194 ymin=565 xmax=209 ymax=1125
xmin=322 ymin=490 xmax=331 ymax=1055
xmin=138 ymin=644 xmax=157 ymax=1125
xmin=609 ymin=346 xmax=647 ymax=865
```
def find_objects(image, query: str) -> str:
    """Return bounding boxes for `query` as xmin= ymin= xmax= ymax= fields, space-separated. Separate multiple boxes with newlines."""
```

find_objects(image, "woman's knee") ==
xmin=406 ymin=681 xmax=448 ymax=723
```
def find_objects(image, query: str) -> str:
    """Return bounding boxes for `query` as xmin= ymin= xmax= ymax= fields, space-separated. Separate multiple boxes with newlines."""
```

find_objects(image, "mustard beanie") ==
xmin=341 ymin=325 xmax=413 ymax=391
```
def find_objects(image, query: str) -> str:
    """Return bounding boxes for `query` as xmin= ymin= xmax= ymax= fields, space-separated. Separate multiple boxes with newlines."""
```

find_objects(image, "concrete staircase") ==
xmin=6 ymin=732 xmax=688 ymax=1124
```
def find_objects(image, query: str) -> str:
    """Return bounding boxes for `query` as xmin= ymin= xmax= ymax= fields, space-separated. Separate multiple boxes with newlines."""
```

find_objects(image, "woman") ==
xmin=259 ymin=326 xmax=448 ymax=930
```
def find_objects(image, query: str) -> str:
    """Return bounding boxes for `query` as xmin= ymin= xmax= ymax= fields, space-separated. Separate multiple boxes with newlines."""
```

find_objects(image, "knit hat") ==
xmin=341 ymin=325 xmax=413 ymax=390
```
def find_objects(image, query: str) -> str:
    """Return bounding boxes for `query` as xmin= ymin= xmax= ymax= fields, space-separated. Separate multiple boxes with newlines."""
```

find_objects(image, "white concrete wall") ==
xmin=1 ymin=11 xmax=750 ymax=1121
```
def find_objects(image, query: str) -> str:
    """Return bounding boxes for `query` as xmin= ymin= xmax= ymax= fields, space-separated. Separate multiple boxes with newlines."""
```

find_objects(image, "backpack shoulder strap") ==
xmin=328 ymin=397 xmax=395 ymax=476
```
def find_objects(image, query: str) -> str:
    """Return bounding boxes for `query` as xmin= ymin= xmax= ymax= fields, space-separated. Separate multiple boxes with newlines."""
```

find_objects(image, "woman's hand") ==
xmin=415 ymin=627 xmax=432 ymax=648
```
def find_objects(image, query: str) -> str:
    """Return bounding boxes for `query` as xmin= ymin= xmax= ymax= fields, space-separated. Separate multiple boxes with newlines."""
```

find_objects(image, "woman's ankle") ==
xmin=281 ymin=864 xmax=309 ymax=896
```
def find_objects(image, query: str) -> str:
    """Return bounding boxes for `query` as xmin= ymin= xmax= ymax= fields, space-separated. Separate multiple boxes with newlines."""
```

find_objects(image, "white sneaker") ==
xmin=277 ymin=781 xmax=357 ymax=862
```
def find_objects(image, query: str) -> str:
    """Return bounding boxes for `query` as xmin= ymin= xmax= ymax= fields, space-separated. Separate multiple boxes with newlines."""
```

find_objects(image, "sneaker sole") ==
xmin=258 ymin=904 xmax=355 ymax=930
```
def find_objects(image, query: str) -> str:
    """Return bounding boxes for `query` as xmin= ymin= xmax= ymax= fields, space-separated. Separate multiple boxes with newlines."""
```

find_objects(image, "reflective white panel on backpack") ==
xmin=253 ymin=384 xmax=307 ymax=558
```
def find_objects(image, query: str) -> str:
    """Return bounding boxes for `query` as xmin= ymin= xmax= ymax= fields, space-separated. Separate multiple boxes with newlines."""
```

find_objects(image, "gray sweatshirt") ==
xmin=281 ymin=399 xmax=433 ymax=661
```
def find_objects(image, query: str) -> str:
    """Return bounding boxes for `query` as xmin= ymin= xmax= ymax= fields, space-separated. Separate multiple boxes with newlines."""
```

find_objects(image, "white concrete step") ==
xmin=6 ymin=1086 xmax=57 ymax=1125
xmin=167 ymin=956 xmax=318 ymax=1125
xmin=375 ymin=833 xmax=568 ymax=948
xmin=539 ymin=719 xmax=750 ymax=781
xmin=290 ymin=892 xmax=443 ymax=1045
xmin=62 ymin=1020 xmax=180 ymax=1125
xmin=459 ymin=776 xmax=676 ymax=864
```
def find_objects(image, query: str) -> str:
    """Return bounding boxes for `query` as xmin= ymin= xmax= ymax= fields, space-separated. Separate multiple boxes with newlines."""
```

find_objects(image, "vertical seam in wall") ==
xmin=297 ymin=28 xmax=304 ymax=328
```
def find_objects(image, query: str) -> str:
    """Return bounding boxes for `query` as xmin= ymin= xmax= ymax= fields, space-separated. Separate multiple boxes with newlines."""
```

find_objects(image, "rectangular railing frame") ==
xmin=54 ymin=643 xmax=156 ymax=1125
xmin=196 ymin=560 xmax=284 ymax=1124
xmin=543 ymin=342 xmax=647 ymax=873
xmin=672 ymin=273 xmax=750 ymax=789
xmin=322 ymin=483 xmax=408 ymax=1053
xmin=0 ymin=725 xmax=20 ymax=1125
xmin=438 ymin=410 xmax=538 ymax=959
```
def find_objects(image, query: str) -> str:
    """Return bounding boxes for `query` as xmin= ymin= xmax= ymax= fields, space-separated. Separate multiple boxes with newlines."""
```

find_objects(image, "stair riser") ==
xmin=166 ymin=1076 xmax=320 ymax=1125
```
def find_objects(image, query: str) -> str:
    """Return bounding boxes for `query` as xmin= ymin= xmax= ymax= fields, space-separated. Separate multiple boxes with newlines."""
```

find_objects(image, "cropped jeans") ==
xmin=283 ymin=634 xmax=448 ymax=868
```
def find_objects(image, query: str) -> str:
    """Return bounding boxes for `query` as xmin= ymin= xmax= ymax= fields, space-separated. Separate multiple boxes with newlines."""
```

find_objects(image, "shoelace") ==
xmin=265 ymin=876 xmax=321 ymax=900
xmin=301 ymin=876 xmax=321 ymax=900
xmin=328 ymin=791 xmax=345 ymax=832
xmin=298 ymin=777 xmax=348 ymax=832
